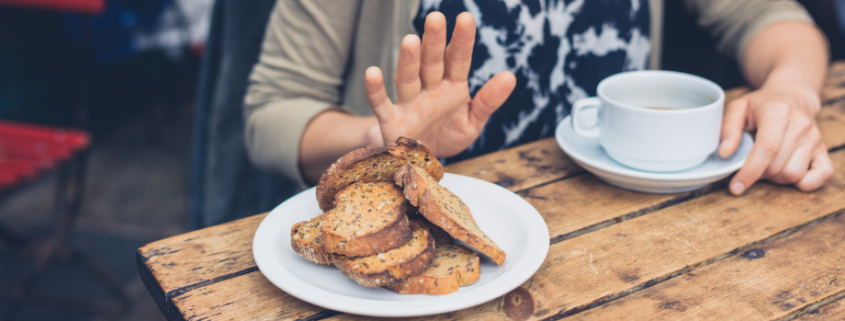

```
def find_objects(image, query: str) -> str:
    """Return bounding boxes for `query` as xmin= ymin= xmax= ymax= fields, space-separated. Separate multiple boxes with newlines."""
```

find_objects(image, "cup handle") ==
xmin=571 ymin=97 xmax=601 ymax=138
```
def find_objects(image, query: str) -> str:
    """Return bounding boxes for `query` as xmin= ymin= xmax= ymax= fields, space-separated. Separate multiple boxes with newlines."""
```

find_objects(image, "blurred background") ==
xmin=0 ymin=0 xmax=843 ymax=320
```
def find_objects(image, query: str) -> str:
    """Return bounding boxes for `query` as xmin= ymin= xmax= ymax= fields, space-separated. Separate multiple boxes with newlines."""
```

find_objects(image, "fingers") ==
xmin=729 ymin=102 xmax=790 ymax=195
xmin=469 ymin=71 xmax=516 ymax=130
xmin=420 ymin=12 xmax=447 ymax=89
xmin=394 ymin=35 xmax=422 ymax=104
xmin=763 ymin=115 xmax=813 ymax=179
xmin=796 ymin=150 xmax=835 ymax=192
xmin=766 ymin=141 xmax=813 ymax=185
xmin=718 ymin=98 xmax=748 ymax=158
xmin=365 ymin=67 xmax=393 ymax=121
xmin=444 ymin=12 xmax=476 ymax=82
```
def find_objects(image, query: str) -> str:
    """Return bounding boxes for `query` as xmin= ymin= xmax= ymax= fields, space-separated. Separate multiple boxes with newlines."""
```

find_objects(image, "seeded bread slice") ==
xmin=395 ymin=165 xmax=506 ymax=266
xmin=333 ymin=220 xmax=435 ymax=288
xmin=315 ymin=137 xmax=443 ymax=212
xmin=290 ymin=214 xmax=333 ymax=265
xmin=388 ymin=224 xmax=480 ymax=295
xmin=320 ymin=182 xmax=413 ymax=257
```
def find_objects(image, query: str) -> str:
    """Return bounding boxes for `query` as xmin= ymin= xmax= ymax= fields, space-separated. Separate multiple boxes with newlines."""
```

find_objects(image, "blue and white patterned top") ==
xmin=414 ymin=0 xmax=651 ymax=163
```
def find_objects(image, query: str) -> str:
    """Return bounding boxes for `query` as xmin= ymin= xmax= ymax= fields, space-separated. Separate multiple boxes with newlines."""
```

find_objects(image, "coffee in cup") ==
xmin=571 ymin=70 xmax=725 ymax=172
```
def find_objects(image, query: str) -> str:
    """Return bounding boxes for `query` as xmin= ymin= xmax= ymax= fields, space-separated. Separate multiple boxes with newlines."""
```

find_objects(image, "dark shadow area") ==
xmin=797 ymin=0 xmax=845 ymax=61
xmin=661 ymin=0 xmax=745 ymax=90
xmin=662 ymin=0 xmax=845 ymax=89
xmin=0 ymin=5 xmax=197 ymax=321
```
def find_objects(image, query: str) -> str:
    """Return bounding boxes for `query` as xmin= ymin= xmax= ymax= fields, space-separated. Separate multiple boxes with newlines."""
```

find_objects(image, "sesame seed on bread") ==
xmin=290 ymin=214 xmax=333 ymax=265
xmin=395 ymin=164 xmax=506 ymax=266
xmin=333 ymin=220 xmax=435 ymax=288
xmin=315 ymin=137 xmax=443 ymax=212
xmin=320 ymin=182 xmax=413 ymax=257
xmin=388 ymin=223 xmax=480 ymax=295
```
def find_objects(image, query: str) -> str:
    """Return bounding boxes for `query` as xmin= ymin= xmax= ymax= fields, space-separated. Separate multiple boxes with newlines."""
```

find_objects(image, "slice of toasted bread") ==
xmin=395 ymin=165 xmax=506 ymax=266
xmin=333 ymin=220 xmax=435 ymax=288
xmin=388 ymin=224 xmax=480 ymax=295
xmin=393 ymin=137 xmax=444 ymax=180
xmin=320 ymin=182 xmax=413 ymax=257
xmin=290 ymin=214 xmax=332 ymax=265
xmin=315 ymin=137 xmax=443 ymax=212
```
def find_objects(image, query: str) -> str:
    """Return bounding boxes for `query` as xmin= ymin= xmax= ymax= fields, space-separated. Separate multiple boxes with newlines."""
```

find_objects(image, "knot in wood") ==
xmin=496 ymin=178 xmax=516 ymax=188
xmin=741 ymin=249 xmax=765 ymax=260
xmin=503 ymin=287 xmax=534 ymax=321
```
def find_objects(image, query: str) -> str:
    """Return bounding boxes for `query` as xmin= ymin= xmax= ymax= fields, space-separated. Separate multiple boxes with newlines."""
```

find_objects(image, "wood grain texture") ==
xmin=566 ymin=215 xmax=845 ymax=321
xmin=797 ymin=298 xmax=845 ymax=320
xmin=326 ymin=149 xmax=845 ymax=321
xmin=172 ymin=271 xmax=326 ymax=321
xmin=444 ymin=138 xmax=581 ymax=191
xmin=521 ymin=174 xmax=719 ymax=243
xmin=819 ymin=104 xmax=845 ymax=149
xmin=823 ymin=61 xmax=845 ymax=103
xmin=137 ymin=213 xmax=266 ymax=319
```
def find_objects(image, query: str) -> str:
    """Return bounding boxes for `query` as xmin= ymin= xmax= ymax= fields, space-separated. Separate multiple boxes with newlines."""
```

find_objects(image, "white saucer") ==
xmin=555 ymin=115 xmax=754 ymax=194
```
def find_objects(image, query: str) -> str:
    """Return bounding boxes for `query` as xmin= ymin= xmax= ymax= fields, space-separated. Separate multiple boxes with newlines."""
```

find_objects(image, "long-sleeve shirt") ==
xmin=244 ymin=0 xmax=815 ymax=188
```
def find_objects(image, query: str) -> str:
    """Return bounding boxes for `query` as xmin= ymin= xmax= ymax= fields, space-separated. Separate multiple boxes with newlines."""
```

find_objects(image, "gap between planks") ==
xmin=796 ymin=296 xmax=845 ymax=320
xmin=562 ymin=214 xmax=845 ymax=321
xmin=543 ymin=210 xmax=845 ymax=321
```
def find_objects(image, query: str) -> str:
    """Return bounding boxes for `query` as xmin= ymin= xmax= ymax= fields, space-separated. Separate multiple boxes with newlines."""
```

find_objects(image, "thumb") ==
xmin=365 ymin=66 xmax=394 ymax=123
xmin=469 ymin=71 xmax=516 ymax=130
xmin=718 ymin=97 xmax=749 ymax=158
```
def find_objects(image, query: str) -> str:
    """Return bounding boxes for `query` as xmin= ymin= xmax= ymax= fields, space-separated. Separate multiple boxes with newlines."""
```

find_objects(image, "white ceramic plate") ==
xmin=253 ymin=173 xmax=550 ymax=317
xmin=556 ymin=115 xmax=754 ymax=193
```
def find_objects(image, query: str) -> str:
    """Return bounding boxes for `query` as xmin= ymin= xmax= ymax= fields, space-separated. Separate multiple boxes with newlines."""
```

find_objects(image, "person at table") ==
xmin=243 ymin=0 xmax=833 ymax=196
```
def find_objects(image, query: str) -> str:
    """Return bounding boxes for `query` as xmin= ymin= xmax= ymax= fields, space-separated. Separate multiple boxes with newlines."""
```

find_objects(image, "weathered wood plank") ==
xmin=823 ymin=61 xmax=845 ymax=103
xmin=521 ymin=174 xmax=720 ymax=243
xmin=797 ymin=297 xmax=845 ymax=320
xmin=565 ymin=215 xmax=845 ymax=321
xmin=325 ymin=149 xmax=845 ymax=321
xmin=445 ymin=138 xmax=582 ymax=191
xmin=819 ymin=104 xmax=845 ymax=149
xmin=137 ymin=213 xmax=266 ymax=317
xmin=172 ymin=271 xmax=326 ymax=321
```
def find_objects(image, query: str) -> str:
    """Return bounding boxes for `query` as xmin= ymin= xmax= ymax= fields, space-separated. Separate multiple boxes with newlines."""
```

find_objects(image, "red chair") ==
xmin=0 ymin=0 xmax=104 ymax=14
xmin=0 ymin=121 xmax=128 ymax=320
xmin=0 ymin=1 xmax=127 ymax=320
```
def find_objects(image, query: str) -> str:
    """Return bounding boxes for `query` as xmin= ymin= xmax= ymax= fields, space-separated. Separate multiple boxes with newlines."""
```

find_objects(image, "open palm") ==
xmin=364 ymin=12 xmax=516 ymax=157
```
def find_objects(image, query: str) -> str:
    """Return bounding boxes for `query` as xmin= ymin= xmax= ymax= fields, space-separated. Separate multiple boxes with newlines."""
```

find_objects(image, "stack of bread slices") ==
xmin=290 ymin=137 xmax=506 ymax=295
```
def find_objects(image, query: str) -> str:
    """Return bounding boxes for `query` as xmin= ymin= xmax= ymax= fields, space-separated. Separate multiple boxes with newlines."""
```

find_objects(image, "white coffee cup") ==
xmin=571 ymin=70 xmax=725 ymax=172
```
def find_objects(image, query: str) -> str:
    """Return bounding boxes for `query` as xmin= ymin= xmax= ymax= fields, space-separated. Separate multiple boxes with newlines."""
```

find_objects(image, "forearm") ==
xmin=299 ymin=111 xmax=382 ymax=184
xmin=741 ymin=21 xmax=827 ymax=107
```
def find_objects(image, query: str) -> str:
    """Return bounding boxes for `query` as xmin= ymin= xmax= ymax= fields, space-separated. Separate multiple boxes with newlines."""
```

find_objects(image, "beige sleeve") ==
xmin=244 ymin=0 xmax=361 ymax=187
xmin=682 ymin=0 xmax=815 ymax=60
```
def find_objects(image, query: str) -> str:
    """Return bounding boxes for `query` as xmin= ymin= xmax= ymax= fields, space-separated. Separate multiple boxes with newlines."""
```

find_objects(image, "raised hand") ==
xmin=364 ymin=12 xmax=516 ymax=157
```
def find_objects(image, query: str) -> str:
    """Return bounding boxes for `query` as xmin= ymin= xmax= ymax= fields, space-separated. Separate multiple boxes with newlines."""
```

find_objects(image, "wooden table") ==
xmin=138 ymin=62 xmax=845 ymax=321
